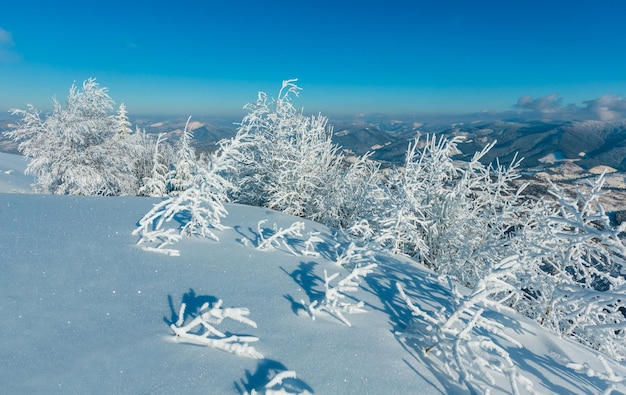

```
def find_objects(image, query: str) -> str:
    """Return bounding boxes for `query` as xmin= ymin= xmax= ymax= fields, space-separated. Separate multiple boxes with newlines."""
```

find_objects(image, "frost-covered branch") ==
xmin=303 ymin=263 xmax=377 ymax=326
xmin=395 ymin=256 xmax=533 ymax=394
xmin=170 ymin=299 xmax=262 ymax=359
xmin=243 ymin=370 xmax=313 ymax=395
xmin=256 ymin=220 xmax=305 ymax=255
xmin=567 ymin=354 xmax=626 ymax=395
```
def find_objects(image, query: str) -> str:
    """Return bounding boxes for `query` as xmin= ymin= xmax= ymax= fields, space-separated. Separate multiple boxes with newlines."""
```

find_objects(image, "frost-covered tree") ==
xmin=116 ymin=103 xmax=132 ymax=135
xmin=167 ymin=117 xmax=198 ymax=195
xmin=5 ymin=78 xmax=142 ymax=195
xmin=138 ymin=133 xmax=170 ymax=197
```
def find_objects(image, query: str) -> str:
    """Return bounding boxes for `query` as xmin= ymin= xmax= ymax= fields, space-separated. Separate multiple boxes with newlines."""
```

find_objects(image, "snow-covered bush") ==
xmin=396 ymin=256 xmax=534 ymax=394
xmin=228 ymin=79 xmax=380 ymax=229
xmin=133 ymin=127 xmax=249 ymax=254
xmin=5 ymin=78 xmax=145 ymax=195
xmin=319 ymin=151 xmax=387 ymax=230
xmin=375 ymin=135 xmax=527 ymax=287
xmin=512 ymin=174 xmax=626 ymax=361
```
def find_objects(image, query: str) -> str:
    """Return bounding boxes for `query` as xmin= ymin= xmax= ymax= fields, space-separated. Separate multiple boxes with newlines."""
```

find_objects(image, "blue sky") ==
xmin=1 ymin=1 xmax=626 ymax=119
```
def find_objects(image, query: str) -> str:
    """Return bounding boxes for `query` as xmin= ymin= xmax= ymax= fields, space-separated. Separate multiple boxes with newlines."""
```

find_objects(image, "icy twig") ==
xmin=169 ymin=300 xmax=262 ymax=359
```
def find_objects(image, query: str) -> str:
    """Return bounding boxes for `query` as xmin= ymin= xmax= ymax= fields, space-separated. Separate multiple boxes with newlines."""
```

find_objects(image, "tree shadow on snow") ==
xmin=234 ymin=359 xmax=314 ymax=394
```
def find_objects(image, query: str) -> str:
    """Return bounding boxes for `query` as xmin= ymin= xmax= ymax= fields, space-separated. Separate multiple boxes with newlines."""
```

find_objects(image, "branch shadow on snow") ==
xmin=135 ymin=207 xmax=193 ymax=233
xmin=163 ymin=288 xmax=219 ymax=326
xmin=361 ymin=255 xmax=469 ymax=394
xmin=363 ymin=253 xmax=456 ymax=333
xmin=233 ymin=225 xmax=258 ymax=247
xmin=363 ymin=252 xmax=613 ymax=394
xmin=280 ymin=262 xmax=324 ymax=315
xmin=234 ymin=359 xmax=314 ymax=394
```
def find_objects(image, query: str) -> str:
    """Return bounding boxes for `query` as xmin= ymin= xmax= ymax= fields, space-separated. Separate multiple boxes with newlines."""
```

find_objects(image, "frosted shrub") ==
xmin=5 ymin=78 xmax=145 ymax=195
xmin=228 ymin=79 xmax=381 ymax=229
xmin=320 ymin=151 xmax=387 ymax=230
xmin=256 ymin=220 xmax=305 ymax=255
xmin=377 ymin=135 xmax=527 ymax=287
xmin=380 ymin=135 xmax=625 ymax=360
xmin=133 ymin=128 xmax=249 ymax=254
xmin=303 ymin=263 xmax=377 ymax=326
xmin=396 ymin=256 xmax=534 ymax=394
xmin=512 ymin=174 xmax=626 ymax=360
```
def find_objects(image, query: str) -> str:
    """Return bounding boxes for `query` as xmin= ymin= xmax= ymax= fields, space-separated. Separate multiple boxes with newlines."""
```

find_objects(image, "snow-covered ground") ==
xmin=1 ymin=152 xmax=625 ymax=394
xmin=0 ymin=152 xmax=33 ymax=193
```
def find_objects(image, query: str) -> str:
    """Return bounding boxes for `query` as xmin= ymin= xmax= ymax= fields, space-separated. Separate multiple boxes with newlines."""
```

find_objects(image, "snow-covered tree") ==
xmin=138 ymin=133 xmax=170 ymax=197
xmin=167 ymin=117 xmax=198 ymax=195
xmin=5 ymin=78 xmax=142 ymax=195
xmin=116 ymin=103 xmax=132 ymax=135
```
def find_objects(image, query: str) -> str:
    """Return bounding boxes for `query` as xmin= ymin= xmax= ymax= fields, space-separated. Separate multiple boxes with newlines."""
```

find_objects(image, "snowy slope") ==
xmin=0 ymin=152 xmax=33 ymax=193
xmin=1 ymin=153 xmax=625 ymax=394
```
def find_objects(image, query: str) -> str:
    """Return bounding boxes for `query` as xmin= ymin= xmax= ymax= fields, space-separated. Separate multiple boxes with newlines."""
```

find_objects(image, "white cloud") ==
xmin=581 ymin=94 xmax=626 ymax=121
xmin=514 ymin=93 xmax=563 ymax=113
xmin=512 ymin=93 xmax=626 ymax=121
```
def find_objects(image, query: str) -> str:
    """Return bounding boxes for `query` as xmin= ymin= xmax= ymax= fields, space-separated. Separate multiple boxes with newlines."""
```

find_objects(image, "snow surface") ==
xmin=0 ymin=152 xmax=33 ymax=193
xmin=1 ymin=151 xmax=625 ymax=394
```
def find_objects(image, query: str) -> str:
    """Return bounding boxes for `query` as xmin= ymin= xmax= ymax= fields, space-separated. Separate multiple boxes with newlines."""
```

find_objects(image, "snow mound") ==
xmin=1 ymin=192 xmax=625 ymax=394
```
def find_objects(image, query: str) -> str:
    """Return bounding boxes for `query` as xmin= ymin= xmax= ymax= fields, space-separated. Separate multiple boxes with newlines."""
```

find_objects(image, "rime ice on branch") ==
xmin=169 ymin=299 xmax=263 ymax=359
xmin=303 ymin=263 xmax=377 ymax=326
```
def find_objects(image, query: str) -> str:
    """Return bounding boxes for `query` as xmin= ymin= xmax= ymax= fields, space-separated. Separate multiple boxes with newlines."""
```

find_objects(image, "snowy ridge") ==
xmin=1 ymin=181 xmax=625 ymax=393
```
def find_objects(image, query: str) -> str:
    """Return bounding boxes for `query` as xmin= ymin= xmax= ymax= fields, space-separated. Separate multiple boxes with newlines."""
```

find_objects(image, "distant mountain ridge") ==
xmin=2 ymin=114 xmax=626 ymax=171
xmin=331 ymin=118 xmax=626 ymax=172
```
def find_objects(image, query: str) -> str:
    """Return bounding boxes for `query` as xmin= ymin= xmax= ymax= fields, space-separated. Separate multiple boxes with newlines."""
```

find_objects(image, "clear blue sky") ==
xmin=1 ymin=0 xmax=626 ymax=118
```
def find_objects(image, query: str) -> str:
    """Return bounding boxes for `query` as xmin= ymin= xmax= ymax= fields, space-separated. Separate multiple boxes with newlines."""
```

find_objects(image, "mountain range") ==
xmin=2 ymin=114 xmax=626 ymax=171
